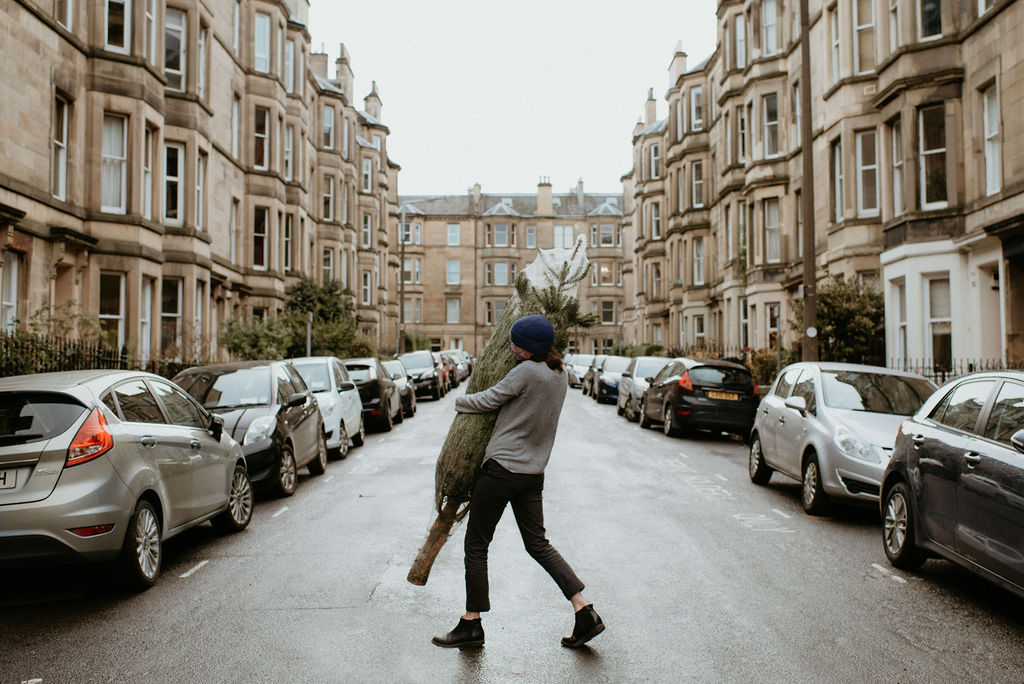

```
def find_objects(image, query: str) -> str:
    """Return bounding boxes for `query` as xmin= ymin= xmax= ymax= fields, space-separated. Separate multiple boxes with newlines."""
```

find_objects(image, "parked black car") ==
xmin=434 ymin=352 xmax=458 ymax=391
xmin=881 ymin=370 xmax=1024 ymax=600
xmin=639 ymin=357 xmax=759 ymax=438
xmin=591 ymin=355 xmax=632 ymax=403
xmin=382 ymin=359 xmax=417 ymax=418
xmin=580 ymin=355 xmax=607 ymax=396
xmin=342 ymin=357 xmax=403 ymax=431
xmin=173 ymin=360 xmax=327 ymax=497
xmin=399 ymin=350 xmax=446 ymax=400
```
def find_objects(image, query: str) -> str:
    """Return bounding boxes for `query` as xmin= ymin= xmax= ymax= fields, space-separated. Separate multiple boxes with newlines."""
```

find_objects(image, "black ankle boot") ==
xmin=432 ymin=618 xmax=485 ymax=649
xmin=561 ymin=605 xmax=604 ymax=648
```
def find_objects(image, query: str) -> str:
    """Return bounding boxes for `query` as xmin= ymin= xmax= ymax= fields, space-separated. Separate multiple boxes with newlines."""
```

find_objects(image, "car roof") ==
xmin=342 ymin=357 xmax=376 ymax=364
xmin=784 ymin=361 xmax=934 ymax=380
xmin=683 ymin=357 xmax=749 ymax=371
xmin=288 ymin=356 xmax=337 ymax=364
xmin=0 ymin=369 xmax=164 ymax=393
xmin=177 ymin=360 xmax=281 ymax=374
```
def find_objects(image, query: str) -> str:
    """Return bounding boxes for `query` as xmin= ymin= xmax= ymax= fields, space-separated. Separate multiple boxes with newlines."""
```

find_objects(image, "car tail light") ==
xmin=66 ymin=408 xmax=114 ymax=467
xmin=752 ymin=383 xmax=760 ymax=399
xmin=69 ymin=524 xmax=115 ymax=537
xmin=678 ymin=371 xmax=693 ymax=392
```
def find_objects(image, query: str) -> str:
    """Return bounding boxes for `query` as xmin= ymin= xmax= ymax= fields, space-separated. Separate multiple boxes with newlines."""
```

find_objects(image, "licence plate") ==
xmin=707 ymin=391 xmax=739 ymax=401
xmin=0 ymin=469 xmax=16 ymax=490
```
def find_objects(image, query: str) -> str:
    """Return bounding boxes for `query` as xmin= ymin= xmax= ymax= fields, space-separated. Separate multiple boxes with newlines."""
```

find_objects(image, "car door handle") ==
xmin=190 ymin=440 xmax=202 ymax=450
xmin=911 ymin=434 xmax=925 ymax=448
xmin=140 ymin=436 xmax=156 ymax=448
xmin=964 ymin=451 xmax=982 ymax=466
xmin=778 ymin=417 xmax=785 ymax=425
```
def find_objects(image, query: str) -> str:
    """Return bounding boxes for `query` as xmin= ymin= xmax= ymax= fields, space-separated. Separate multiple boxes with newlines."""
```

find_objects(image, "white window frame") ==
xmin=853 ymin=0 xmax=876 ymax=75
xmin=493 ymin=223 xmax=509 ymax=247
xmin=553 ymin=225 xmax=573 ymax=249
xmin=736 ymin=14 xmax=747 ymax=68
xmin=527 ymin=225 xmax=537 ymax=248
xmin=254 ymin=106 xmax=269 ymax=171
xmin=322 ymin=248 xmax=334 ymax=282
xmin=140 ymin=277 xmax=153 ymax=362
xmin=2 ymin=251 xmax=20 ymax=331
xmin=322 ymin=174 xmax=334 ymax=221
xmin=254 ymin=12 xmax=271 ymax=73
xmin=232 ymin=0 xmax=240 ymax=55
xmin=197 ymin=27 xmax=207 ymax=100
xmin=283 ymin=124 xmax=293 ymax=181
xmin=919 ymin=104 xmax=948 ymax=210
xmin=737 ymin=106 xmax=747 ymax=162
xmin=195 ymin=152 xmax=205 ymax=230
xmin=649 ymin=144 xmax=661 ymax=180
xmin=52 ymin=96 xmax=68 ymax=201
xmin=283 ymin=214 xmax=293 ymax=272
xmin=253 ymin=206 xmax=269 ymax=271
xmin=57 ymin=0 xmax=73 ymax=30
xmin=322 ymin=106 xmax=334 ymax=149
xmin=764 ymin=198 xmax=780 ymax=263
xmin=832 ymin=138 xmax=844 ymax=222
xmin=101 ymin=113 xmax=127 ymax=214
xmin=194 ymin=280 xmax=205 ymax=357
xmin=978 ymin=0 xmax=994 ymax=16
xmin=892 ymin=120 xmax=904 ymax=216
xmin=229 ymin=199 xmax=238 ymax=264
xmin=142 ymin=127 xmax=153 ymax=220
xmin=925 ymin=276 xmax=952 ymax=363
xmin=161 ymin=277 xmax=183 ymax=356
xmin=983 ymin=85 xmax=1000 ymax=196
xmin=446 ymin=259 xmax=460 ymax=285
xmin=105 ymin=0 xmax=131 ymax=54
xmin=162 ymin=142 xmax=184 ymax=225
xmin=690 ymin=88 xmax=703 ymax=131
xmin=855 ymin=129 xmax=879 ymax=217
xmin=763 ymin=0 xmax=778 ymax=56
xmin=446 ymin=298 xmax=460 ymax=324
xmin=693 ymin=236 xmax=705 ymax=285
xmin=361 ymin=271 xmax=372 ymax=306
xmin=361 ymin=214 xmax=372 ymax=248
xmin=676 ymin=99 xmax=684 ymax=140
xmin=691 ymin=162 xmax=704 ymax=208
xmin=493 ymin=262 xmax=509 ymax=287
xmin=144 ymin=0 xmax=156 ymax=63
xmin=918 ymin=0 xmax=942 ymax=40
xmin=164 ymin=9 xmax=186 ymax=92
xmin=231 ymin=96 xmax=240 ymax=159
xmin=284 ymin=40 xmax=295 ymax=93
xmin=763 ymin=93 xmax=779 ymax=158
xmin=601 ymin=300 xmax=615 ymax=325
xmin=831 ymin=9 xmax=841 ymax=83
xmin=650 ymin=203 xmax=662 ymax=239
xmin=361 ymin=158 xmax=372 ymax=192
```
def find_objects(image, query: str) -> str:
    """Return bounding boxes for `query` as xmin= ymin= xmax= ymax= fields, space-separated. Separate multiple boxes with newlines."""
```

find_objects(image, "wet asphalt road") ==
xmin=3 ymin=384 xmax=1024 ymax=683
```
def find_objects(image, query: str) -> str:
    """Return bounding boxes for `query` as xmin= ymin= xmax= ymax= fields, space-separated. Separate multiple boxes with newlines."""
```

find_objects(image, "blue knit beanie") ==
xmin=510 ymin=314 xmax=555 ymax=356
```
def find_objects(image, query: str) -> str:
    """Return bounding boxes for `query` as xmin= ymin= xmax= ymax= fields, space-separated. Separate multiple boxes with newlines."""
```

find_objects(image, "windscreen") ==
xmin=175 ymin=368 xmax=272 ymax=409
xmin=822 ymin=371 xmax=935 ymax=415
xmin=382 ymin=361 xmax=404 ymax=379
xmin=399 ymin=354 xmax=433 ymax=370
xmin=0 ymin=392 xmax=87 ymax=446
xmin=635 ymin=358 xmax=668 ymax=378
xmin=292 ymin=362 xmax=331 ymax=392
xmin=690 ymin=366 xmax=753 ymax=390
xmin=573 ymin=354 xmax=595 ymax=367
xmin=603 ymin=357 xmax=631 ymax=373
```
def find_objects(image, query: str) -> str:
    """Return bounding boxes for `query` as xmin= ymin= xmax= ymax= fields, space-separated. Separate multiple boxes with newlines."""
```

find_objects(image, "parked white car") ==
xmin=290 ymin=356 xmax=365 ymax=456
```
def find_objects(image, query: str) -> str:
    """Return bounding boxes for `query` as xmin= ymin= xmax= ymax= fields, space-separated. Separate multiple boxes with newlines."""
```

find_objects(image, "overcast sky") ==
xmin=308 ymin=1 xmax=718 ymax=196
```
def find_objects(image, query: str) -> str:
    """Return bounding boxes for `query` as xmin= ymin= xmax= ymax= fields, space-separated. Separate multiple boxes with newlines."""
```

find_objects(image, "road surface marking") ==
xmin=871 ymin=562 xmax=906 ymax=583
xmin=349 ymin=463 xmax=380 ymax=475
xmin=772 ymin=508 xmax=792 ymax=519
xmin=272 ymin=506 xmax=289 ymax=518
xmin=733 ymin=513 xmax=795 ymax=533
xmin=180 ymin=560 xmax=208 ymax=578
xmin=325 ymin=475 xmax=335 ymax=483
xmin=677 ymin=452 xmax=690 ymax=459
xmin=715 ymin=474 xmax=728 ymax=482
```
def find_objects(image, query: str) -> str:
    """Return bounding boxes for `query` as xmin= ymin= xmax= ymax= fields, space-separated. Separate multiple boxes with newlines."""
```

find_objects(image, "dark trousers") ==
xmin=464 ymin=459 xmax=585 ymax=613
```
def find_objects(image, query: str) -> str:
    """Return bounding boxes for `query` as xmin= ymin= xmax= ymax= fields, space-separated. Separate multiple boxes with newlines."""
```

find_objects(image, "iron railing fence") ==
xmin=888 ymin=358 xmax=1024 ymax=385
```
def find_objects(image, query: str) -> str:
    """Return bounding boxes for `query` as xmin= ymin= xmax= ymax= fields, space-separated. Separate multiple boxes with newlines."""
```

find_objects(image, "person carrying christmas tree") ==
xmin=431 ymin=314 xmax=605 ymax=650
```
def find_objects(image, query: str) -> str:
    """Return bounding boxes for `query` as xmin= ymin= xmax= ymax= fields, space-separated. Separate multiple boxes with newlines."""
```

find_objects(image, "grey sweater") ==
xmin=454 ymin=360 xmax=568 ymax=474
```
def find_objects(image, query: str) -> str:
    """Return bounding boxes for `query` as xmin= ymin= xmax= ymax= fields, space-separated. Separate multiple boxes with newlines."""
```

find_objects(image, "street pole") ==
xmin=399 ymin=206 xmax=406 ymax=355
xmin=799 ymin=0 xmax=818 ymax=361
xmin=306 ymin=311 xmax=312 ymax=356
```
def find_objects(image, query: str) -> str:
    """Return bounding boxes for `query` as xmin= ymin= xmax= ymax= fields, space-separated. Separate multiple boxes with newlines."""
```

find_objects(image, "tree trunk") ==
xmin=407 ymin=500 xmax=462 ymax=586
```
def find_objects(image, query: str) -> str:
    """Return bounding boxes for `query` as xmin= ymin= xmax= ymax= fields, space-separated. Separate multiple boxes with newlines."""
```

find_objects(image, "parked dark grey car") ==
xmin=342 ymin=357 xmax=403 ymax=431
xmin=640 ymin=357 xmax=759 ymax=438
xmin=382 ymin=359 xmax=417 ymax=418
xmin=0 ymin=370 xmax=253 ymax=590
xmin=881 ymin=370 xmax=1024 ymax=600
xmin=174 ymin=361 xmax=327 ymax=497
xmin=399 ymin=350 xmax=446 ymax=400
xmin=617 ymin=356 xmax=671 ymax=421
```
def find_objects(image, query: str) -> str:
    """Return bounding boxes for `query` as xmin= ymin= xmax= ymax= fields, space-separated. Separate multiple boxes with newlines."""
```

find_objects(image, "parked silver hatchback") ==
xmin=748 ymin=362 xmax=935 ymax=515
xmin=0 ymin=370 xmax=253 ymax=589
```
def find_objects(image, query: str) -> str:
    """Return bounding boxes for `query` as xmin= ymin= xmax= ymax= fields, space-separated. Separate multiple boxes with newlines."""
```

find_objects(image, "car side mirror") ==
xmin=622 ymin=372 xmax=632 ymax=378
xmin=337 ymin=381 xmax=356 ymax=392
xmin=287 ymin=392 xmax=306 ymax=408
xmin=644 ymin=376 xmax=654 ymax=384
xmin=209 ymin=414 xmax=224 ymax=441
xmin=784 ymin=396 xmax=808 ymax=414
xmin=1011 ymin=429 xmax=1024 ymax=454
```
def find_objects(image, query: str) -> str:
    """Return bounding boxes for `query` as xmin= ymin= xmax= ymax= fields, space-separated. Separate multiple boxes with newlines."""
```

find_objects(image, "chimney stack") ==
xmin=364 ymin=81 xmax=382 ymax=119
xmin=576 ymin=178 xmax=584 ymax=207
xmin=669 ymin=41 xmax=689 ymax=85
xmin=335 ymin=43 xmax=354 ymax=98
xmin=536 ymin=177 xmax=553 ymax=216
xmin=309 ymin=52 xmax=328 ymax=79
xmin=645 ymin=88 xmax=657 ymax=125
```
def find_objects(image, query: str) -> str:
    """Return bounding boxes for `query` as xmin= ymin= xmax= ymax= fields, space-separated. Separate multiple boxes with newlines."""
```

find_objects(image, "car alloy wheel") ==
xmin=213 ymin=465 xmax=254 ymax=533
xmin=801 ymin=454 xmax=829 ymax=515
xmin=336 ymin=426 xmax=350 ymax=458
xmin=639 ymin=398 xmax=653 ymax=429
xmin=882 ymin=482 xmax=926 ymax=570
xmin=308 ymin=431 xmax=327 ymax=475
xmin=663 ymin=404 xmax=679 ymax=437
xmin=352 ymin=419 xmax=366 ymax=447
xmin=277 ymin=445 xmax=297 ymax=496
xmin=117 ymin=499 xmax=162 ymax=590
xmin=748 ymin=435 xmax=773 ymax=485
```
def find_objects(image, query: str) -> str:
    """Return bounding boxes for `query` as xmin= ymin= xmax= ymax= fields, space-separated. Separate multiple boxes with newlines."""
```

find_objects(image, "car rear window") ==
xmin=603 ymin=357 xmax=631 ymax=373
xmin=398 ymin=354 xmax=432 ymax=370
xmin=293 ymin=362 xmax=330 ymax=393
xmin=822 ymin=371 xmax=935 ymax=415
xmin=382 ymin=361 xmax=404 ymax=379
xmin=346 ymin=364 xmax=374 ymax=381
xmin=635 ymin=359 xmax=668 ymax=378
xmin=175 ymin=368 xmax=272 ymax=409
xmin=0 ymin=392 xmax=87 ymax=445
xmin=690 ymin=366 xmax=753 ymax=389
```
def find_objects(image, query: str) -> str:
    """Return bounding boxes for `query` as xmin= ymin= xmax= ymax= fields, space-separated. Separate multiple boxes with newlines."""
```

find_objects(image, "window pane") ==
xmin=99 ymin=273 xmax=121 ymax=316
xmin=151 ymin=380 xmax=206 ymax=428
xmin=929 ymin=278 xmax=950 ymax=318
xmin=920 ymin=0 xmax=941 ymax=36
xmin=936 ymin=381 xmax=994 ymax=432
xmin=115 ymin=380 xmax=164 ymax=423
xmin=984 ymin=382 xmax=1024 ymax=444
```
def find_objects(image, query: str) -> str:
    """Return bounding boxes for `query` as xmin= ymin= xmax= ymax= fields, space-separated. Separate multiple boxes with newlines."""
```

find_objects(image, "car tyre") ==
xmin=433 ymin=382 xmax=442 ymax=401
xmin=616 ymin=401 xmax=625 ymax=416
xmin=801 ymin=452 xmax=829 ymax=515
xmin=351 ymin=419 xmax=366 ymax=447
xmin=394 ymin=400 xmax=404 ymax=424
xmin=639 ymin=400 xmax=653 ymax=429
xmin=212 ymin=464 xmax=254 ymax=533
xmin=381 ymin=405 xmax=393 ymax=432
xmin=276 ymin=444 xmax=298 ymax=497
xmin=308 ymin=431 xmax=328 ymax=475
xmin=408 ymin=394 xmax=417 ymax=417
xmin=663 ymin=404 xmax=680 ymax=437
xmin=882 ymin=481 xmax=927 ymax=570
xmin=748 ymin=434 xmax=773 ymax=485
xmin=117 ymin=499 xmax=162 ymax=591
xmin=333 ymin=426 xmax=350 ymax=459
